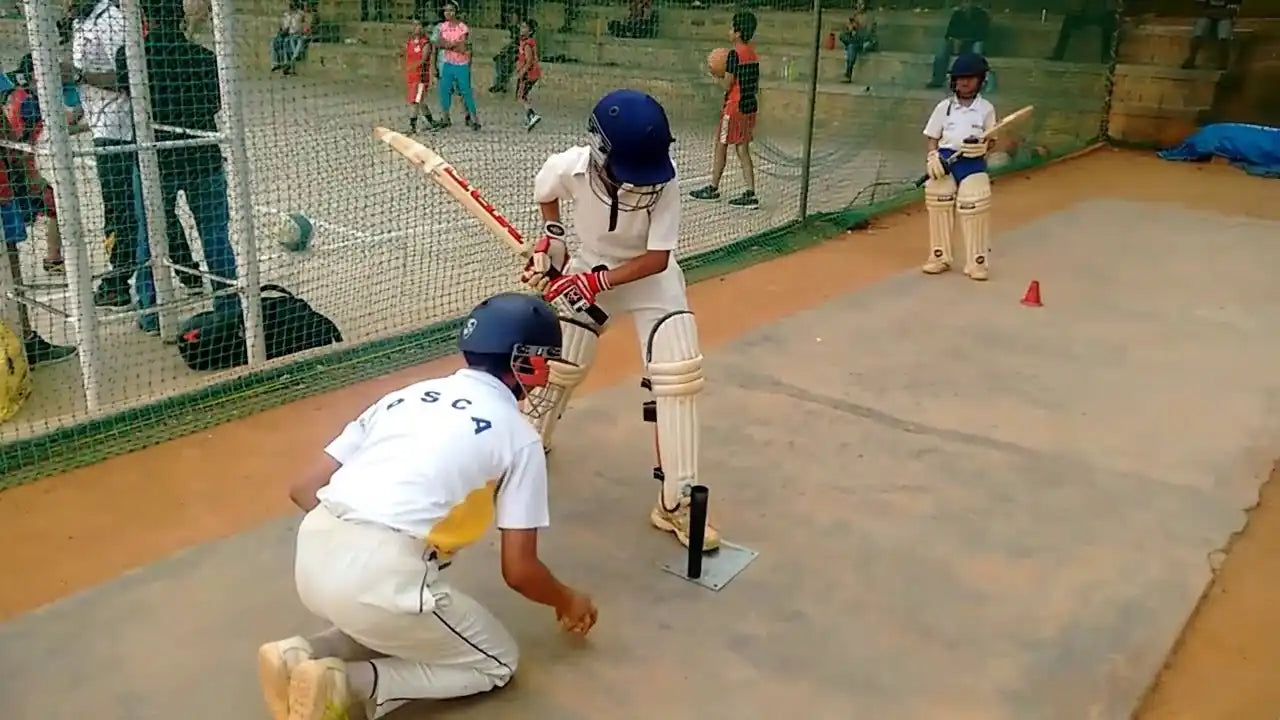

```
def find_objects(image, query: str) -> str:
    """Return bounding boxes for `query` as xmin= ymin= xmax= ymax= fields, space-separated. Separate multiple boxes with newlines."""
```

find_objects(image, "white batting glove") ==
xmin=925 ymin=150 xmax=947 ymax=180
xmin=521 ymin=221 xmax=569 ymax=293
xmin=958 ymin=137 xmax=990 ymax=159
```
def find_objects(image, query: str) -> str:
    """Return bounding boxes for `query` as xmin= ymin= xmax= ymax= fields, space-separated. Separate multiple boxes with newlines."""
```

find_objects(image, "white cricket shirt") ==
xmin=73 ymin=0 xmax=134 ymax=142
xmin=317 ymin=369 xmax=550 ymax=560
xmin=534 ymin=145 xmax=681 ymax=267
xmin=922 ymin=95 xmax=997 ymax=151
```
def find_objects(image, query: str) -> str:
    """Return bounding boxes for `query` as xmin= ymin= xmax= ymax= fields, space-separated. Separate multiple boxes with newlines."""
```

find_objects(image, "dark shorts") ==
xmin=517 ymin=76 xmax=538 ymax=101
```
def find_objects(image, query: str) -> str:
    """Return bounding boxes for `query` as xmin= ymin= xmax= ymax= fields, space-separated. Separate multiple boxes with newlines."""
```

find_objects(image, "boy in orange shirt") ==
xmin=404 ymin=19 xmax=438 ymax=133
xmin=515 ymin=18 xmax=542 ymax=131
xmin=689 ymin=10 xmax=760 ymax=209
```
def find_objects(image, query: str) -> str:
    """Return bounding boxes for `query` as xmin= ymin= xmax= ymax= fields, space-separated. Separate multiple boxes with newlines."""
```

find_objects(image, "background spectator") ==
xmin=928 ymin=0 xmax=989 ymax=89
xmin=608 ymin=0 xmax=659 ymax=39
xmin=67 ymin=0 xmax=144 ymax=309
xmin=0 ymin=64 xmax=78 ymax=365
xmin=839 ymin=1 xmax=878 ymax=84
xmin=1181 ymin=0 xmax=1242 ymax=70
xmin=489 ymin=9 xmax=521 ymax=94
xmin=118 ymin=0 xmax=240 ymax=335
xmin=271 ymin=0 xmax=309 ymax=75
xmin=1048 ymin=0 xmax=1118 ymax=63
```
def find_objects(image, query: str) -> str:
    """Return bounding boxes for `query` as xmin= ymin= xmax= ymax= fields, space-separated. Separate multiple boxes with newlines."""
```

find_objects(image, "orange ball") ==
xmin=707 ymin=47 xmax=730 ymax=78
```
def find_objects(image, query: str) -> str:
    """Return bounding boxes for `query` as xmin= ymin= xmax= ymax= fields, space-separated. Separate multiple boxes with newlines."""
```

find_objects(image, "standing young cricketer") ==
xmin=256 ymin=292 xmax=597 ymax=720
xmin=515 ymin=18 xmax=541 ymax=131
xmin=403 ymin=18 xmax=438 ymax=133
xmin=519 ymin=88 xmax=719 ymax=552
xmin=689 ymin=10 xmax=760 ymax=209
xmin=921 ymin=52 xmax=996 ymax=281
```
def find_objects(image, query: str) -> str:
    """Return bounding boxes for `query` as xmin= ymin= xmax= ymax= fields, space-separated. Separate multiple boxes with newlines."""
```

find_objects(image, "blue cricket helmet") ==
xmin=588 ymin=89 xmax=676 ymax=187
xmin=458 ymin=292 xmax=562 ymax=356
xmin=949 ymin=52 xmax=989 ymax=78
xmin=458 ymin=292 xmax=565 ymax=411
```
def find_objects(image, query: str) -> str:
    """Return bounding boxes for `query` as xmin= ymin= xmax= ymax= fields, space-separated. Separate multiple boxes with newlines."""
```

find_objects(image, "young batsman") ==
xmin=256 ymin=292 xmax=597 ymax=720
xmin=921 ymin=51 xmax=996 ymax=281
xmin=515 ymin=18 xmax=541 ymax=131
xmin=403 ymin=18 xmax=438 ymax=133
xmin=689 ymin=10 xmax=760 ymax=209
xmin=0 ymin=64 xmax=79 ymax=366
xmin=519 ymin=89 xmax=719 ymax=552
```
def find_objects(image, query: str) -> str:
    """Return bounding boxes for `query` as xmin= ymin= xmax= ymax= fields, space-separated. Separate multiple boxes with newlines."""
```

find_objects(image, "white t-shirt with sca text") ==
xmin=922 ymin=95 xmax=997 ymax=151
xmin=318 ymin=369 xmax=550 ymax=561
xmin=534 ymin=145 xmax=681 ymax=268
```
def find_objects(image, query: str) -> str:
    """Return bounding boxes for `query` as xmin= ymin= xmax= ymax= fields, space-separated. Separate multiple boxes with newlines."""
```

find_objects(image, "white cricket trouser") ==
xmin=567 ymin=255 xmax=691 ymax=362
xmin=294 ymin=504 xmax=518 ymax=715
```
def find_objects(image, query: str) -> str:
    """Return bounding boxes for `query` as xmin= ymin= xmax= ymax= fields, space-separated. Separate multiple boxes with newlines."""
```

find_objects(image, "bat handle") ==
xmin=543 ymin=266 xmax=610 ymax=326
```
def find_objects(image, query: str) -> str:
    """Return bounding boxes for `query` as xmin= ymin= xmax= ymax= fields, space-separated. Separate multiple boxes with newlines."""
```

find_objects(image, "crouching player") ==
xmin=256 ymin=292 xmax=597 ymax=720
xmin=519 ymin=88 xmax=719 ymax=552
xmin=921 ymin=52 xmax=996 ymax=281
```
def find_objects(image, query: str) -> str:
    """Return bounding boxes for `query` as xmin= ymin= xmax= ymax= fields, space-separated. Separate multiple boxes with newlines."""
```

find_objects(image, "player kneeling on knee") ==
xmin=257 ymin=292 xmax=597 ymax=720
xmin=921 ymin=51 xmax=995 ymax=281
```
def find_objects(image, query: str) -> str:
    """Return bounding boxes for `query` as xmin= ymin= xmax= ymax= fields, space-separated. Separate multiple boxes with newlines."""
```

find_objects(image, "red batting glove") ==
xmin=544 ymin=270 xmax=610 ymax=309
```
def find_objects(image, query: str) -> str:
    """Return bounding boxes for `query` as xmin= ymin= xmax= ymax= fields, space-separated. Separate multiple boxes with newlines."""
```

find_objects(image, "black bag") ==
xmin=177 ymin=284 xmax=342 ymax=371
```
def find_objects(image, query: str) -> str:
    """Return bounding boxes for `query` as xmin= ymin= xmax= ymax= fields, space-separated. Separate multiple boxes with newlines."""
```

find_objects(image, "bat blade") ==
xmin=413 ymin=82 xmax=425 ymax=104
xmin=372 ymin=126 xmax=610 ymax=326
xmin=372 ymin=126 xmax=529 ymax=257
xmin=981 ymin=104 xmax=1034 ymax=141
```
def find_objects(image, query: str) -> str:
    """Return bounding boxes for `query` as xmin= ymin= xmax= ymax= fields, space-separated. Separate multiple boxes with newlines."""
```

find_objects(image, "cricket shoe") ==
xmin=727 ymin=190 xmax=759 ymax=209
xmin=964 ymin=261 xmax=989 ymax=281
xmin=288 ymin=658 xmax=357 ymax=720
xmin=650 ymin=494 xmax=721 ymax=552
xmin=921 ymin=258 xmax=950 ymax=274
xmin=257 ymin=636 xmax=314 ymax=720
xmin=688 ymin=185 xmax=721 ymax=201
xmin=526 ymin=113 xmax=542 ymax=131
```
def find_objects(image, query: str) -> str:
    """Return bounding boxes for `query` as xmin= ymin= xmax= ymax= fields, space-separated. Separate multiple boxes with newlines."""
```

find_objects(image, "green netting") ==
xmin=0 ymin=0 xmax=1229 ymax=488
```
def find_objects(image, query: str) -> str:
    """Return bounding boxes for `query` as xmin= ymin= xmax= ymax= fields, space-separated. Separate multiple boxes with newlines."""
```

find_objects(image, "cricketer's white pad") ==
xmin=525 ymin=318 xmax=598 ymax=450
xmin=646 ymin=311 xmax=705 ymax=510
xmin=957 ymin=172 xmax=991 ymax=274
xmin=924 ymin=175 xmax=957 ymax=270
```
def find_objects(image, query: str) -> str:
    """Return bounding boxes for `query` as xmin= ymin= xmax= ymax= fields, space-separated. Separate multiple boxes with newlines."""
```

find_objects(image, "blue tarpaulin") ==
xmin=1158 ymin=122 xmax=1280 ymax=178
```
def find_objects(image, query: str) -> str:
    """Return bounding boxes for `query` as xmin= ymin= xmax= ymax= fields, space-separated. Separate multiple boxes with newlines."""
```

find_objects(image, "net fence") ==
xmin=0 ymin=0 xmax=1238 ymax=486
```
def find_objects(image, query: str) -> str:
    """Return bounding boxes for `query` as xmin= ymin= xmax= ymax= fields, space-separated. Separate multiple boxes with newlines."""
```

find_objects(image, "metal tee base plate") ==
xmin=660 ymin=541 xmax=758 ymax=591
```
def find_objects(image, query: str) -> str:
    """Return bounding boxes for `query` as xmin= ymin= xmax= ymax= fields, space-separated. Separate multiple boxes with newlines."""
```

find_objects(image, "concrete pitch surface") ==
xmin=2 ymin=199 xmax=1278 ymax=720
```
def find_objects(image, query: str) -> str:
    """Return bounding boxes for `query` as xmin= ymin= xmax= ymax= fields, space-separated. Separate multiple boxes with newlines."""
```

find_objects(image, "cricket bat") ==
xmin=914 ymin=104 xmax=1035 ymax=187
xmin=413 ymin=82 xmax=425 ymax=104
xmin=372 ymin=127 xmax=609 ymax=326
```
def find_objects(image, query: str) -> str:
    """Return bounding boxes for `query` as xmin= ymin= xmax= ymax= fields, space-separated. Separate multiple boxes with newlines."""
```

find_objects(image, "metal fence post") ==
xmin=210 ymin=0 xmax=266 ymax=366
xmin=23 ymin=0 xmax=102 ymax=412
xmin=121 ymin=0 xmax=179 ymax=340
xmin=797 ymin=0 xmax=824 ymax=221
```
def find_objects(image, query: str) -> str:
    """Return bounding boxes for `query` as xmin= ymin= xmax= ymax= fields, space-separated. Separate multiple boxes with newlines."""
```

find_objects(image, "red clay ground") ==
xmin=2 ymin=148 xmax=1278 ymax=717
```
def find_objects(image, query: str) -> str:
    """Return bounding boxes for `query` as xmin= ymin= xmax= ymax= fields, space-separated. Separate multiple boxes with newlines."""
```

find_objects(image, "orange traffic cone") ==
xmin=1020 ymin=280 xmax=1042 ymax=307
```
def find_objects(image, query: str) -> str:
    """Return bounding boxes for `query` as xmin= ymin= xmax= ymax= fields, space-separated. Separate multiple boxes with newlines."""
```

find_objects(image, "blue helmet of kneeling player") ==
xmin=458 ymin=292 xmax=564 ymax=413
xmin=587 ymin=88 xmax=676 ymax=212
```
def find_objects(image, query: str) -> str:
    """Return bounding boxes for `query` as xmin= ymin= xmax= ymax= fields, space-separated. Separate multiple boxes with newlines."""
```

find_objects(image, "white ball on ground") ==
xmin=277 ymin=212 xmax=314 ymax=252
